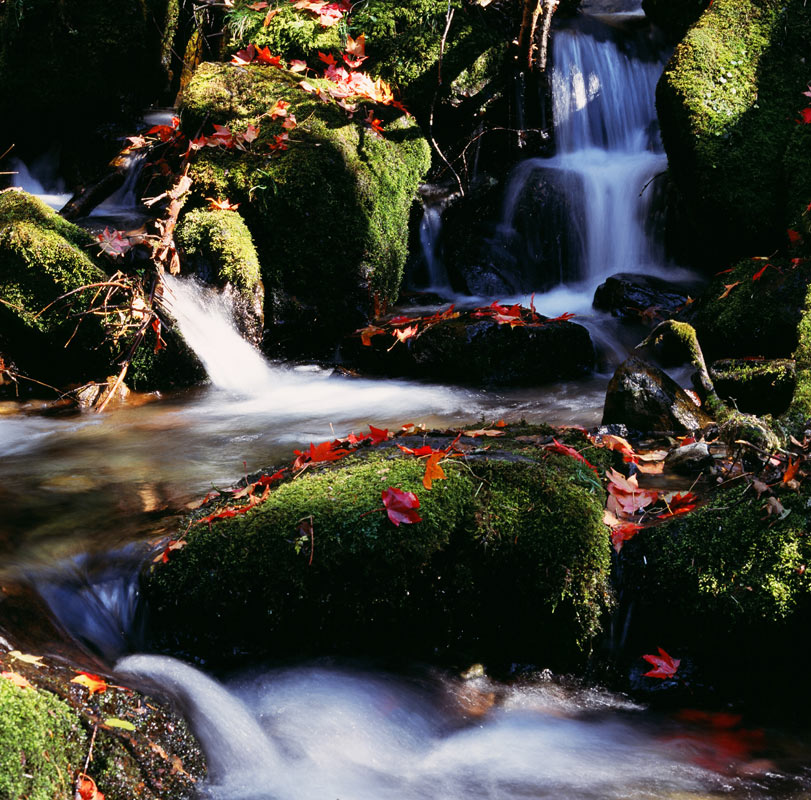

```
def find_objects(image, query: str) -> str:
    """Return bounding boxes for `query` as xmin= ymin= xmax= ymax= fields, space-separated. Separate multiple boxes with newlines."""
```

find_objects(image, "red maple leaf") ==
xmin=543 ymin=438 xmax=598 ymax=474
xmin=642 ymin=647 xmax=680 ymax=679
xmin=368 ymin=425 xmax=390 ymax=444
xmin=292 ymin=440 xmax=351 ymax=470
xmin=547 ymin=311 xmax=576 ymax=323
xmin=76 ymin=774 xmax=106 ymax=800
xmin=797 ymin=107 xmax=811 ymax=124
xmin=381 ymin=487 xmax=422 ymax=526
xmin=659 ymin=491 xmax=699 ymax=517
xmin=423 ymin=452 xmax=446 ymax=489
xmin=610 ymin=522 xmax=644 ymax=553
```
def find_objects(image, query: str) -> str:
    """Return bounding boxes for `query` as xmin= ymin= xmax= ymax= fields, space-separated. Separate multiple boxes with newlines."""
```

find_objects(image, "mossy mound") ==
xmin=709 ymin=358 xmax=796 ymax=416
xmin=144 ymin=431 xmax=612 ymax=668
xmin=680 ymin=257 xmax=811 ymax=361
xmin=621 ymin=480 xmax=811 ymax=694
xmin=0 ymin=678 xmax=85 ymax=800
xmin=180 ymin=62 xmax=430 ymax=349
xmin=176 ymin=208 xmax=261 ymax=295
xmin=0 ymin=0 xmax=176 ymax=158
xmin=225 ymin=0 xmax=504 ymax=118
xmin=0 ymin=189 xmax=112 ymax=387
xmin=656 ymin=0 xmax=811 ymax=261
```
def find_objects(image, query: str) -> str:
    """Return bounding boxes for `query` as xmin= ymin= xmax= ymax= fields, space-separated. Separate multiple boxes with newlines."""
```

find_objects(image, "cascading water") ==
xmin=498 ymin=14 xmax=669 ymax=294
xmin=8 ymin=149 xmax=72 ymax=210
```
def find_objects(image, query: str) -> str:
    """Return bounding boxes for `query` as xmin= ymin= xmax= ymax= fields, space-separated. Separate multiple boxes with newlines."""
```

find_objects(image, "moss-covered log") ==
xmin=144 ymin=428 xmax=613 ymax=668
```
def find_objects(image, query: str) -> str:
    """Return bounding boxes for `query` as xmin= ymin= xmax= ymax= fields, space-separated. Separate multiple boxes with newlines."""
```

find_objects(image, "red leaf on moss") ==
xmin=423 ymin=452 xmax=446 ymax=490
xmin=610 ymin=522 xmax=644 ymax=553
xmin=642 ymin=647 xmax=680 ymax=679
xmin=660 ymin=491 xmax=699 ymax=517
xmin=1 ymin=671 xmax=33 ymax=690
xmin=752 ymin=263 xmax=772 ymax=281
xmin=797 ymin=107 xmax=811 ymax=124
xmin=381 ymin=487 xmax=422 ymax=526
xmin=77 ymin=774 xmax=106 ymax=800
xmin=718 ymin=281 xmax=740 ymax=299
xmin=788 ymin=229 xmax=803 ymax=245
xmin=544 ymin=438 xmax=598 ymax=474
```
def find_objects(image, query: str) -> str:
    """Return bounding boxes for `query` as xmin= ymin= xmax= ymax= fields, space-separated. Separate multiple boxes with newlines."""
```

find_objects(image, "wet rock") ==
xmin=717 ymin=411 xmax=780 ymax=453
xmin=663 ymin=441 xmax=713 ymax=474
xmin=410 ymin=316 xmax=595 ymax=386
xmin=709 ymin=358 xmax=796 ymax=417
xmin=602 ymin=357 xmax=713 ymax=433
xmin=592 ymin=272 xmax=693 ymax=321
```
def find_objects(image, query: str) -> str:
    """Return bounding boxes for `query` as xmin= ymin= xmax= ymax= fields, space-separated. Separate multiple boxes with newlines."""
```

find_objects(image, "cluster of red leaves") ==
xmin=290 ymin=0 xmax=350 ymax=27
xmin=642 ymin=647 xmax=680 ymax=679
xmin=472 ymin=298 xmax=575 ymax=328
xmin=188 ymin=122 xmax=261 ymax=153
xmin=357 ymin=304 xmax=459 ymax=347
xmin=797 ymin=83 xmax=811 ymax=124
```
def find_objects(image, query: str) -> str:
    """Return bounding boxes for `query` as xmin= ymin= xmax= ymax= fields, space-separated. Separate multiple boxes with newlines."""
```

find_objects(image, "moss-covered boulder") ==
xmin=180 ymin=61 xmax=431 ymax=354
xmin=225 ymin=0 xmax=504 ymax=119
xmin=709 ymin=358 xmax=796 ymax=416
xmin=0 ymin=0 xmax=177 ymax=164
xmin=0 ymin=189 xmax=110 ymax=387
xmin=0 ymin=677 xmax=85 ymax=800
xmin=176 ymin=208 xmax=264 ymax=344
xmin=656 ymin=0 xmax=811 ymax=261
xmin=621 ymin=479 xmax=811 ymax=700
xmin=144 ymin=428 xmax=612 ymax=668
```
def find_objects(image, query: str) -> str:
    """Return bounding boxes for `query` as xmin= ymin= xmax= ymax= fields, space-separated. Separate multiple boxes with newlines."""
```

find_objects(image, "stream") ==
xmin=5 ymin=3 xmax=811 ymax=798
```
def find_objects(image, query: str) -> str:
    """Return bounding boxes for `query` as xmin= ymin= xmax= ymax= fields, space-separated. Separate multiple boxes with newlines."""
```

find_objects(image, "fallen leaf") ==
xmin=423 ymin=452 xmax=446 ymax=490
xmin=762 ymin=496 xmax=790 ymax=520
xmin=659 ymin=491 xmax=699 ymax=517
xmin=544 ymin=438 xmax=598 ymax=474
xmin=71 ymin=672 xmax=108 ymax=697
xmin=610 ymin=522 xmax=644 ymax=553
xmin=76 ymin=774 xmax=105 ymax=800
xmin=104 ymin=717 xmax=136 ymax=731
xmin=718 ymin=281 xmax=741 ymax=300
xmin=751 ymin=478 xmax=771 ymax=499
xmin=752 ymin=263 xmax=772 ymax=281
xmin=642 ymin=647 xmax=680 ymax=679
xmin=783 ymin=458 xmax=802 ymax=484
xmin=381 ymin=487 xmax=422 ymax=526
xmin=368 ymin=425 xmax=391 ymax=444
xmin=1 ymin=671 xmax=33 ymax=689
xmin=9 ymin=651 xmax=44 ymax=668
xmin=464 ymin=428 xmax=504 ymax=438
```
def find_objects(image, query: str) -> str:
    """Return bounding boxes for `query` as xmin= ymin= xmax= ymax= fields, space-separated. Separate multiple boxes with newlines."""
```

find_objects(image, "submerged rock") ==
xmin=143 ymin=427 xmax=613 ymax=668
xmin=602 ymin=356 xmax=712 ymax=433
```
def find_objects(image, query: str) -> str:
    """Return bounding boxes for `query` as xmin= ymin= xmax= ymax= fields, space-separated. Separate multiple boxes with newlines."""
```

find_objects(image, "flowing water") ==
xmin=7 ymin=10 xmax=801 ymax=800
xmin=7 ymin=148 xmax=73 ymax=210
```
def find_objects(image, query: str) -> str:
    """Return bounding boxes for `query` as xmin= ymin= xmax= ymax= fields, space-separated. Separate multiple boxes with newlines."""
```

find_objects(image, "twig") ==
xmin=73 ymin=723 xmax=98 ymax=799
xmin=33 ymin=282 xmax=133 ymax=320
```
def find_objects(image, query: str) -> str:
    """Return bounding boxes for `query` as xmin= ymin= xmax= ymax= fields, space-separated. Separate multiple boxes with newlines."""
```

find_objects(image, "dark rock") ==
xmin=602 ymin=357 xmax=713 ymax=433
xmin=709 ymin=358 xmax=796 ymax=416
xmin=664 ymin=441 xmax=714 ymax=474
xmin=592 ymin=272 xmax=695 ymax=321
xmin=411 ymin=316 xmax=595 ymax=386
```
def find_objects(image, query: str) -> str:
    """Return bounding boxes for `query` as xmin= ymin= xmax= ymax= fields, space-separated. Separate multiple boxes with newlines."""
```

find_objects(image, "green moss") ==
xmin=628 ymin=482 xmax=811 ymax=625
xmin=709 ymin=357 xmax=796 ymax=415
xmin=657 ymin=0 xmax=811 ymax=257
xmin=145 ymin=441 xmax=610 ymax=666
xmin=0 ymin=679 xmax=85 ymax=800
xmin=226 ymin=1 xmax=341 ymax=60
xmin=176 ymin=208 xmax=262 ymax=294
xmin=782 ymin=279 xmax=811 ymax=433
xmin=181 ymin=62 xmax=430 ymax=317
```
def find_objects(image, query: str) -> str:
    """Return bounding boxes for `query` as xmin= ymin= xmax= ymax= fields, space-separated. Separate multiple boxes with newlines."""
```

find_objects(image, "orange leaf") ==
xmin=464 ymin=428 xmax=504 ymax=438
xmin=423 ymin=452 xmax=446 ymax=490
xmin=1 ymin=671 xmax=33 ymax=690
xmin=357 ymin=325 xmax=386 ymax=346
xmin=71 ymin=672 xmax=108 ymax=697
xmin=76 ymin=774 xmax=106 ymax=800
xmin=718 ymin=281 xmax=741 ymax=299
xmin=783 ymin=458 xmax=802 ymax=484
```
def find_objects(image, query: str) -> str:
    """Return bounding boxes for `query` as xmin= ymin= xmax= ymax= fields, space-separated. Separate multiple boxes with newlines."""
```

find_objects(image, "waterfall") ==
xmin=116 ymin=654 xmax=282 ymax=790
xmin=419 ymin=201 xmax=451 ymax=291
xmin=8 ymin=149 xmax=72 ymax=211
xmin=90 ymin=151 xmax=149 ymax=216
xmin=500 ymin=17 xmax=669 ymax=290
xmin=160 ymin=274 xmax=281 ymax=396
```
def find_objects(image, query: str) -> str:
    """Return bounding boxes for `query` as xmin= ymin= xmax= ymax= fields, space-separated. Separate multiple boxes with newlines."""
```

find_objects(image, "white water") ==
xmin=499 ymin=19 xmax=672 ymax=296
xmin=113 ymin=655 xmax=736 ymax=800
xmin=90 ymin=151 xmax=148 ymax=217
xmin=419 ymin=202 xmax=450 ymax=290
xmin=8 ymin=150 xmax=72 ymax=211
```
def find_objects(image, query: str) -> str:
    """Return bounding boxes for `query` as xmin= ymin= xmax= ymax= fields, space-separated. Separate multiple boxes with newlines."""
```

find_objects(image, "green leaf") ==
xmin=104 ymin=717 xmax=136 ymax=731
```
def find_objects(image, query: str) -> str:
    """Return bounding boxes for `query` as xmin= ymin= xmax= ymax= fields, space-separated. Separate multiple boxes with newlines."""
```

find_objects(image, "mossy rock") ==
xmin=0 ymin=0 xmax=177 ymax=157
xmin=656 ymin=0 xmax=811 ymax=261
xmin=180 ymin=62 xmax=430 ymax=350
xmin=0 ymin=189 xmax=112 ymax=387
xmin=709 ymin=358 xmax=796 ymax=416
xmin=225 ymin=0 xmax=504 ymax=119
xmin=144 ymin=432 xmax=612 ymax=668
xmin=0 ymin=678 xmax=85 ymax=800
xmin=176 ymin=208 xmax=261 ymax=295
xmin=680 ymin=257 xmax=811 ymax=361
xmin=641 ymin=0 xmax=710 ymax=41
xmin=621 ymin=480 xmax=811 ymax=697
